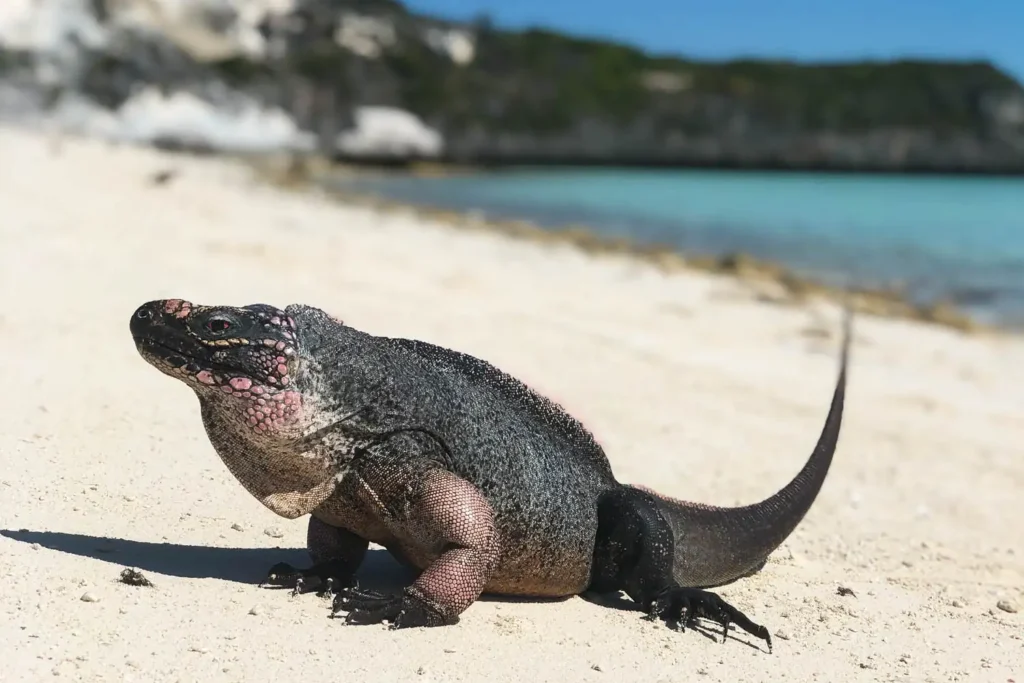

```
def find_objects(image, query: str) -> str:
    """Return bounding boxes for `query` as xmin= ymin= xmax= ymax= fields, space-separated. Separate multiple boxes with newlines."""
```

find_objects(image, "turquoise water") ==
xmin=328 ymin=169 xmax=1024 ymax=327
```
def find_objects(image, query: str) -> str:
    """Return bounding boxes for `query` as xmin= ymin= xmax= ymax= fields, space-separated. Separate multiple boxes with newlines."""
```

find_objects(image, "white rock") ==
xmin=337 ymin=106 xmax=443 ymax=157
xmin=334 ymin=13 xmax=396 ymax=59
xmin=423 ymin=27 xmax=475 ymax=65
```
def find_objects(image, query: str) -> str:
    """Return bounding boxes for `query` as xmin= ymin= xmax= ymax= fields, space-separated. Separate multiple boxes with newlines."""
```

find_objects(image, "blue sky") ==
xmin=403 ymin=0 xmax=1024 ymax=85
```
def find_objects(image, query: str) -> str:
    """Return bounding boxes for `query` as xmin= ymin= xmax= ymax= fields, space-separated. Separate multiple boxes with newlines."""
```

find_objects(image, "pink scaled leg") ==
xmin=332 ymin=466 xmax=501 ymax=628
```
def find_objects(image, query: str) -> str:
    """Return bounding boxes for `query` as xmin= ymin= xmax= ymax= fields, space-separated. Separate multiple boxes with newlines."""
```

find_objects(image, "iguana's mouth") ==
xmin=136 ymin=336 xmax=247 ymax=379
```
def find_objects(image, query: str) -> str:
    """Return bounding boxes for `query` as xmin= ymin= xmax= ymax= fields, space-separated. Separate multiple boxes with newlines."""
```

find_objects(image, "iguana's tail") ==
xmin=634 ymin=305 xmax=852 ymax=589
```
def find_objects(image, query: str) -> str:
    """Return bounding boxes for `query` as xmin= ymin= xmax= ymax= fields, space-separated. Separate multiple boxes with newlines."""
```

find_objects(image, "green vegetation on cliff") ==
xmin=378 ymin=23 xmax=1021 ymax=135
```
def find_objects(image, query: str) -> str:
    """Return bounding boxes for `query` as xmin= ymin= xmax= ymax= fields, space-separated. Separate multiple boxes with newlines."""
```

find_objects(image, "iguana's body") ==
xmin=130 ymin=298 xmax=851 ymax=651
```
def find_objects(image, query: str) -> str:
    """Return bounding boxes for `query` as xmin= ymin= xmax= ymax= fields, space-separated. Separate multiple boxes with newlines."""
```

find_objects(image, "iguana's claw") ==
xmin=259 ymin=562 xmax=302 ymax=589
xmin=332 ymin=586 xmax=403 ymax=624
xmin=331 ymin=586 xmax=451 ymax=628
xmin=651 ymin=588 xmax=773 ymax=653
xmin=259 ymin=561 xmax=354 ymax=598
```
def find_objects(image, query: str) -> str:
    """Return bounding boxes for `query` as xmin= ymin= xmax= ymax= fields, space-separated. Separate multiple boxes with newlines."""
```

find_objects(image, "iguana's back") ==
xmin=384 ymin=335 xmax=617 ymax=480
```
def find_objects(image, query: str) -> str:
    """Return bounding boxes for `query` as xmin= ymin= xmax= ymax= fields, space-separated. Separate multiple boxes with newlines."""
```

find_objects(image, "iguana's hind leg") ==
xmin=260 ymin=515 xmax=369 ymax=597
xmin=590 ymin=487 xmax=773 ymax=653
xmin=331 ymin=464 xmax=500 ymax=629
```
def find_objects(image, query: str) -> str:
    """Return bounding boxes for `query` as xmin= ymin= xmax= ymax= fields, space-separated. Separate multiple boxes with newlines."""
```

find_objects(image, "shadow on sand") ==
xmin=0 ymin=528 xmax=413 ymax=591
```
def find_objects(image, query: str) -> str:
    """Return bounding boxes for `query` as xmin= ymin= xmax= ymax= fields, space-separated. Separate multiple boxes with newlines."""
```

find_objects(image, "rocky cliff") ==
xmin=3 ymin=0 xmax=1024 ymax=171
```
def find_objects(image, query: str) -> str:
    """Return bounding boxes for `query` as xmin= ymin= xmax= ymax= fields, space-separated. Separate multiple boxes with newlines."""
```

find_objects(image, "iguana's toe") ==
xmin=655 ymin=587 xmax=773 ymax=653
xmin=259 ymin=562 xmax=303 ymax=589
xmin=332 ymin=586 xmax=402 ymax=624
xmin=332 ymin=586 xmax=453 ymax=628
xmin=260 ymin=561 xmax=356 ymax=598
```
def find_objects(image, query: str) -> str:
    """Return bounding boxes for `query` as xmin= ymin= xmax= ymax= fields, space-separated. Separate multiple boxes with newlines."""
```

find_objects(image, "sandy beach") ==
xmin=0 ymin=125 xmax=1021 ymax=682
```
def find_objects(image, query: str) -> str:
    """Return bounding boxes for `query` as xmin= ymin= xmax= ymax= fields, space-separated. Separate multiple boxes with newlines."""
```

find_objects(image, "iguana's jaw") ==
xmin=130 ymin=299 xmax=305 ymax=436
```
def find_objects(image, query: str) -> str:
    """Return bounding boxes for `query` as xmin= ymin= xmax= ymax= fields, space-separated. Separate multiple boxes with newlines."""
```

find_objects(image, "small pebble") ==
xmin=996 ymin=599 xmax=1018 ymax=614
xmin=591 ymin=663 xmax=604 ymax=672
xmin=231 ymin=523 xmax=244 ymax=532
xmin=263 ymin=526 xmax=284 ymax=539
xmin=248 ymin=604 xmax=263 ymax=615
xmin=774 ymin=629 xmax=791 ymax=641
xmin=951 ymin=599 xmax=965 ymax=608
xmin=51 ymin=660 xmax=78 ymax=677
xmin=80 ymin=592 xmax=99 ymax=603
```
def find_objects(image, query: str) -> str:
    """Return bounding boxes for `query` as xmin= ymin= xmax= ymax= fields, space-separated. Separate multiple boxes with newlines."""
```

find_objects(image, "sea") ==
xmin=325 ymin=168 xmax=1024 ymax=328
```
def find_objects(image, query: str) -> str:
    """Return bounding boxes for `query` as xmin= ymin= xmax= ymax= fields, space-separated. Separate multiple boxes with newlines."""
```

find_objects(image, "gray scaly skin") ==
xmin=129 ymin=298 xmax=852 ymax=651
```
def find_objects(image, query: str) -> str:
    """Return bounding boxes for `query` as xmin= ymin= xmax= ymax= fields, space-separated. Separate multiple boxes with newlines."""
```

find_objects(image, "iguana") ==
xmin=129 ymin=298 xmax=851 ymax=651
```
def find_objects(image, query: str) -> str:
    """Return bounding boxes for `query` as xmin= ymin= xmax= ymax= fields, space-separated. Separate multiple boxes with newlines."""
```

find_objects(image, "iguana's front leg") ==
xmin=331 ymin=462 xmax=501 ymax=628
xmin=260 ymin=515 xmax=369 ymax=597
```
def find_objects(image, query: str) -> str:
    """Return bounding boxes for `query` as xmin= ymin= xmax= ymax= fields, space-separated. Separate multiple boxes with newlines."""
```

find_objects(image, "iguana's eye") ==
xmin=207 ymin=318 xmax=232 ymax=334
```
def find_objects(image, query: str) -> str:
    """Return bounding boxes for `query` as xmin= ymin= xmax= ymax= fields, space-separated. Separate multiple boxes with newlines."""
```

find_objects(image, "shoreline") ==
xmin=327 ymin=152 xmax=1024 ymax=178
xmin=246 ymin=153 xmax=1012 ymax=337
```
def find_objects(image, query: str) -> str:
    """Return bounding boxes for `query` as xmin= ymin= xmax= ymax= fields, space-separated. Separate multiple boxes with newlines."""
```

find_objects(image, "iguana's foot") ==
xmin=592 ymin=487 xmax=774 ymax=653
xmin=330 ymin=585 xmax=453 ymax=628
xmin=649 ymin=587 xmax=773 ymax=653
xmin=259 ymin=561 xmax=356 ymax=598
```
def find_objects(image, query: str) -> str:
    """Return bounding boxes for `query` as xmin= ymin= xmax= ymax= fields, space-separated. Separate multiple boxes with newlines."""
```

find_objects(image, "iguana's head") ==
xmin=130 ymin=299 xmax=304 ymax=435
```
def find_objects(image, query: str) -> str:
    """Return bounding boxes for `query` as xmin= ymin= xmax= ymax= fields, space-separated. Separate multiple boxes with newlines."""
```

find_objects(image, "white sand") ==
xmin=0 ymin=126 xmax=1021 ymax=682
